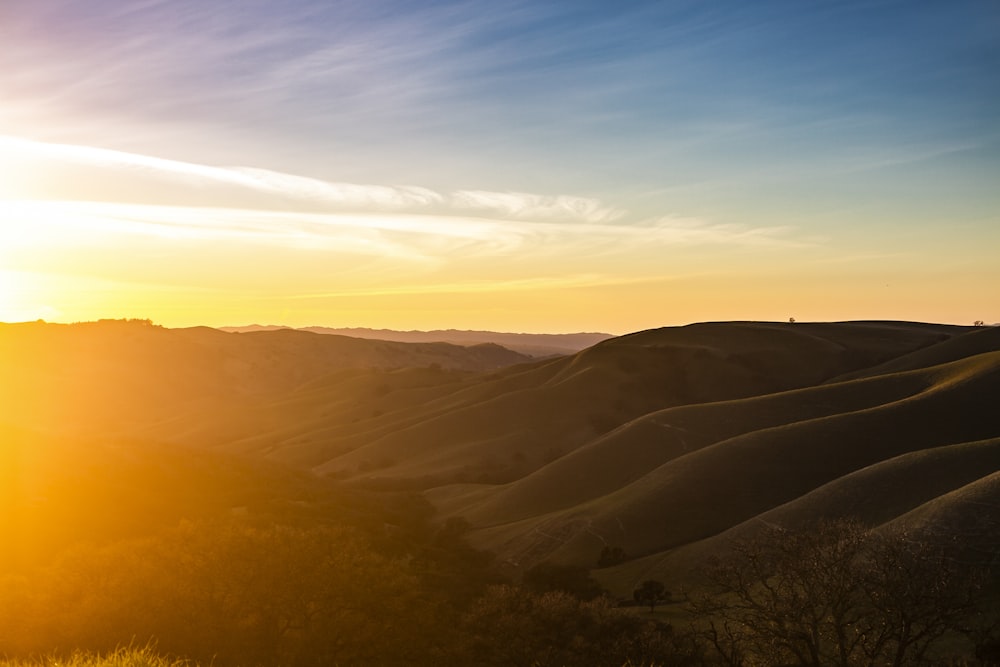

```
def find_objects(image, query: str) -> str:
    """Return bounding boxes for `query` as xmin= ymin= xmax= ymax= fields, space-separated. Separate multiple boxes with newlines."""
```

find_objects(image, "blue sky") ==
xmin=1 ymin=0 xmax=998 ymax=330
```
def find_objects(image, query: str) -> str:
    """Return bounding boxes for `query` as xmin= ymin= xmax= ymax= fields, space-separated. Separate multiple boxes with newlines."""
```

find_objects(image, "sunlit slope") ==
xmin=451 ymin=349 xmax=1000 ymax=572
xmin=0 ymin=320 xmax=529 ymax=438
xmin=157 ymin=365 xmax=484 ymax=459
xmin=0 ymin=422 xmax=363 ymax=573
xmin=311 ymin=321 xmax=952 ymax=483
xmin=213 ymin=356 xmax=567 ymax=469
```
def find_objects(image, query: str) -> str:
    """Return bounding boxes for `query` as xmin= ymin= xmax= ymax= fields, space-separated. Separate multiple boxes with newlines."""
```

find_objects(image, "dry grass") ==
xmin=0 ymin=646 xmax=191 ymax=667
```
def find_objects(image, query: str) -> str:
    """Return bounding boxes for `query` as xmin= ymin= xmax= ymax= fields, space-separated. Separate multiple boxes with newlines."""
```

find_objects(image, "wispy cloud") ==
xmin=637 ymin=216 xmax=807 ymax=248
xmin=0 ymin=136 xmax=446 ymax=214
xmin=231 ymin=168 xmax=446 ymax=210
xmin=1 ymin=137 xmax=807 ymax=254
xmin=451 ymin=190 xmax=624 ymax=224
xmin=0 ymin=137 xmax=603 ymax=221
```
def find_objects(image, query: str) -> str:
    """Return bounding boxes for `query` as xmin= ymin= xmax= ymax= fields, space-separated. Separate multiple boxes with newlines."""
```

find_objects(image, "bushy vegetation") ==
xmin=0 ymin=516 xmax=693 ymax=666
xmin=0 ymin=433 xmax=693 ymax=666
xmin=3 ymin=429 xmax=998 ymax=666
xmin=457 ymin=584 xmax=693 ymax=666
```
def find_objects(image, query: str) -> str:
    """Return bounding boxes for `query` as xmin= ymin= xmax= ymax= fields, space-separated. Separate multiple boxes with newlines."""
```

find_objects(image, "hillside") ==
xmin=3 ymin=319 xmax=997 ymax=602
xmin=220 ymin=325 xmax=613 ymax=357
xmin=0 ymin=320 xmax=531 ymax=439
xmin=309 ymin=321 xmax=960 ymax=483
xmin=460 ymin=351 xmax=999 ymax=579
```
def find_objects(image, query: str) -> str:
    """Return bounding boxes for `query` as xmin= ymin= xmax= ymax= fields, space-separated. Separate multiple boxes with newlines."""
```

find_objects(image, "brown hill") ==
xmin=428 ymin=352 xmax=953 ymax=527
xmin=439 ymin=347 xmax=999 ymax=586
xmin=309 ymin=321 xmax=956 ymax=484
xmin=6 ymin=318 xmax=995 ymax=599
xmin=592 ymin=436 xmax=1000 ymax=595
xmin=0 ymin=320 xmax=530 ymax=439
xmin=831 ymin=322 xmax=1000 ymax=381
xmin=220 ymin=325 xmax=614 ymax=357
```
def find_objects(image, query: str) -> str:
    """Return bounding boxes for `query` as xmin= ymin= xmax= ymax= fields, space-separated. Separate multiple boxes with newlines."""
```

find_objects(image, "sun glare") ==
xmin=0 ymin=270 xmax=52 ymax=323
xmin=0 ymin=270 xmax=25 ymax=322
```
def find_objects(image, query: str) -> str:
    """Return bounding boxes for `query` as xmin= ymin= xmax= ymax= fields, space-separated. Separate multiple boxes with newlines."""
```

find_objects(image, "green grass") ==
xmin=0 ymin=647 xmax=192 ymax=667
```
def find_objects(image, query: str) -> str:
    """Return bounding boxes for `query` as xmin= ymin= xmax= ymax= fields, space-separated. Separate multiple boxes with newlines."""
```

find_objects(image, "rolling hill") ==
xmin=220 ymin=325 xmax=613 ymax=357
xmin=3 ymin=319 xmax=997 ymax=599
xmin=0 ymin=319 xmax=531 ymax=439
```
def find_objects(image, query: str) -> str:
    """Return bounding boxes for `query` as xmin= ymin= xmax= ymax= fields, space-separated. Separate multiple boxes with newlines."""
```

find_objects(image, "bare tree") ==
xmin=689 ymin=519 xmax=986 ymax=667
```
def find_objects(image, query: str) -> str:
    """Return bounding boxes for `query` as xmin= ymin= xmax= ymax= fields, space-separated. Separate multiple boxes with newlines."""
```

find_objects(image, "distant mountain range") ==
xmin=3 ymin=319 xmax=997 ymax=597
xmin=219 ymin=325 xmax=613 ymax=357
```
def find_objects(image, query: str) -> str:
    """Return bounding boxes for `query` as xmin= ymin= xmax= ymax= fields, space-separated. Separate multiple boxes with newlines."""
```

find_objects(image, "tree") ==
xmin=634 ymin=579 xmax=670 ymax=612
xmin=689 ymin=519 xmax=986 ymax=667
xmin=859 ymin=531 xmax=984 ymax=667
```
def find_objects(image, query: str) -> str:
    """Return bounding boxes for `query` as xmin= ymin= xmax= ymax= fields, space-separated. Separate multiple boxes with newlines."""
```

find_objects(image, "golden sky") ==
xmin=2 ymin=1 xmax=998 ymax=333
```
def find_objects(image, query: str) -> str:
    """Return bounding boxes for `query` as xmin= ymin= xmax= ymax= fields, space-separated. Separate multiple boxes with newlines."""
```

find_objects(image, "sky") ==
xmin=1 ymin=0 xmax=998 ymax=333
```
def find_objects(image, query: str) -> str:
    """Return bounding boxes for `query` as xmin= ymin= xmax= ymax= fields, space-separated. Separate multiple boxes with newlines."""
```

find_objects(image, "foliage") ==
xmin=458 ymin=584 xmax=695 ymax=667
xmin=406 ymin=516 xmax=504 ymax=607
xmin=0 ymin=521 xmax=446 ymax=667
xmin=6 ymin=429 xmax=997 ymax=667
xmin=523 ymin=561 xmax=606 ymax=600
xmin=634 ymin=579 xmax=670 ymax=612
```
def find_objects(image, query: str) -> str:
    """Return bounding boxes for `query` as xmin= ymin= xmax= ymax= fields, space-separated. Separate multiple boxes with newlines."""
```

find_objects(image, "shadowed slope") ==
xmin=458 ymin=350 xmax=1000 ymax=572
xmin=314 ymin=321 xmax=954 ymax=485
xmin=430 ymin=353 xmax=953 ymax=526
xmin=831 ymin=324 xmax=1000 ymax=382
xmin=885 ymin=470 xmax=1000 ymax=565
xmin=593 ymin=436 xmax=1000 ymax=594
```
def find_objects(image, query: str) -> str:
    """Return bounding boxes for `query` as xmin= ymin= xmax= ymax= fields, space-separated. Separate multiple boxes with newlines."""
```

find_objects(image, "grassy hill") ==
xmin=0 ymin=319 xmax=530 ymax=440
xmin=220 ymin=325 xmax=614 ymax=357
xmin=3 ymin=319 xmax=996 ymax=600
xmin=3 ymin=319 xmax=998 ymax=664
xmin=306 ymin=321 xmax=956 ymax=484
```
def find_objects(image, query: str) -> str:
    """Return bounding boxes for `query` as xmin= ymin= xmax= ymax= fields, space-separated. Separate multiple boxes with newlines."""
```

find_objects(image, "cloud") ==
xmin=450 ymin=190 xmax=625 ymax=223
xmin=0 ymin=136 xmax=447 ymax=213
xmin=1 ymin=137 xmax=808 ymax=276
xmin=1 ymin=136 xmax=621 ymax=222
xmin=638 ymin=217 xmax=808 ymax=248
xmin=230 ymin=168 xmax=446 ymax=210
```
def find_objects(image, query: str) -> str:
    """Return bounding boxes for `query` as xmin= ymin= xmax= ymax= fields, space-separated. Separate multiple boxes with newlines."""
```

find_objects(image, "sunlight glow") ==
xmin=0 ymin=270 xmax=54 ymax=323
xmin=0 ymin=131 xmax=994 ymax=331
